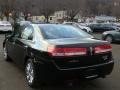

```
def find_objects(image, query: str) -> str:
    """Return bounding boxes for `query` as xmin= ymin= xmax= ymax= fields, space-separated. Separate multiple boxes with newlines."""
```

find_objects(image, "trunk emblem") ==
xmin=90 ymin=47 xmax=93 ymax=55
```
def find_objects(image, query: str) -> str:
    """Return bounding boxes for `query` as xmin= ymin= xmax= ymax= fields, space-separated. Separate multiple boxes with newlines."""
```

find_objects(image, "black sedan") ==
xmin=102 ymin=29 xmax=120 ymax=43
xmin=3 ymin=23 xmax=114 ymax=88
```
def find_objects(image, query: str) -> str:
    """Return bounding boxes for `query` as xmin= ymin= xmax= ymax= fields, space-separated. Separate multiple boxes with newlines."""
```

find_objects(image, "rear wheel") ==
xmin=25 ymin=59 xmax=40 ymax=88
xmin=105 ymin=35 xmax=113 ymax=43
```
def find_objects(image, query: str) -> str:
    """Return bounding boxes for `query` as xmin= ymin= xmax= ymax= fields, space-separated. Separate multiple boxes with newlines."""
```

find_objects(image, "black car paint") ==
xmin=3 ymin=24 xmax=114 ymax=83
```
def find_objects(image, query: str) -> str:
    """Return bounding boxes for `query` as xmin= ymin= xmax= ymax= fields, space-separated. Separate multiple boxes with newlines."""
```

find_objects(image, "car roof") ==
xmin=18 ymin=21 xmax=54 ymax=26
xmin=35 ymin=24 xmax=64 ymax=26
xmin=32 ymin=24 xmax=78 ymax=29
xmin=18 ymin=21 xmax=77 ymax=28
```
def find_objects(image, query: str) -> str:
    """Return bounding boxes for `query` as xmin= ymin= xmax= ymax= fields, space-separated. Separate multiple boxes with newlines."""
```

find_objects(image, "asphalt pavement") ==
xmin=0 ymin=34 xmax=120 ymax=90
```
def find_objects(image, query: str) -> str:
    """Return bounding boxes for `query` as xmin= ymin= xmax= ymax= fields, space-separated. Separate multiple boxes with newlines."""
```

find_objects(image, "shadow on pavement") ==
xmin=32 ymin=79 xmax=104 ymax=90
xmin=112 ymin=42 xmax=120 ymax=45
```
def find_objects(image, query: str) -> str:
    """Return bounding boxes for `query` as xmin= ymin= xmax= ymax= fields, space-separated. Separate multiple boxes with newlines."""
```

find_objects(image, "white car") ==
xmin=63 ymin=22 xmax=93 ymax=34
xmin=0 ymin=21 xmax=12 ymax=32
xmin=114 ymin=23 xmax=120 ymax=27
xmin=77 ymin=24 xmax=93 ymax=34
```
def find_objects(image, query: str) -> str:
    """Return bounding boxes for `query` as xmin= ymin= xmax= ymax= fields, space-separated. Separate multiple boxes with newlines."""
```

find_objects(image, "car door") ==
xmin=6 ymin=24 xmax=22 ymax=61
xmin=13 ymin=26 xmax=34 ymax=66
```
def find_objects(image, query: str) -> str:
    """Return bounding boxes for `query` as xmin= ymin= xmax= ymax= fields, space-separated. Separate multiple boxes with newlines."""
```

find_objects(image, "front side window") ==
xmin=13 ymin=25 xmax=25 ymax=38
xmin=21 ymin=26 xmax=33 ymax=40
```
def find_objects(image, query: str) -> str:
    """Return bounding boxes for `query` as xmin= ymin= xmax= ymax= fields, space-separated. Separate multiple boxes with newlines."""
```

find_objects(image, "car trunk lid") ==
xmin=46 ymin=38 xmax=112 ymax=69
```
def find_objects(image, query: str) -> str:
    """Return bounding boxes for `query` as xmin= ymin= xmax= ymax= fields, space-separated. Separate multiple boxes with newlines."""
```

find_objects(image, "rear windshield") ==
xmin=39 ymin=25 xmax=92 ymax=39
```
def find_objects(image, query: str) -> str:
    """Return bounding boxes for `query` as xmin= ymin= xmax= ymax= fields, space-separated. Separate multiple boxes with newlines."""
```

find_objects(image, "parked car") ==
xmin=0 ymin=21 xmax=12 ymax=32
xmin=102 ymin=28 xmax=120 ymax=43
xmin=63 ymin=22 xmax=93 ymax=34
xmin=3 ymin=23 xmax=114 ymax=88
xmin=88 ymin=23 xmax=117 ymax=32
xmin=113 ymin=23 xmax=120 ymax=28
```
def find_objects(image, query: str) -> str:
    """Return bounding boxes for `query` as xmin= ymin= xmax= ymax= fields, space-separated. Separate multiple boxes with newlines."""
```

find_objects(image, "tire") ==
xmin=105 ymin=35 xmax=113 ymax=43
xmin=3 ymin=45 xmax=11 ymax=61
xmin=25 ymin=59 xmax=40 ymax=88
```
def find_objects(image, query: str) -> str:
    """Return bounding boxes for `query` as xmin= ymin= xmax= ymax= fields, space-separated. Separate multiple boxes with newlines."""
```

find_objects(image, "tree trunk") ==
xmin=1 ymin=17 xmax=3 ymax=21
xmin=13 ymin=17 xmax=17 ymax=25
xmin=0 ymin=16 xmax=3 ymax=21
xmin=70 ymin=17 xmax=74 ymax=22
xmin=45 ymin=16 xmax=49 ymax=23
xmin=25 ymin=16 xmax=28 ymax=20
xmin=6 ymin=16 xmax=9 ymax=21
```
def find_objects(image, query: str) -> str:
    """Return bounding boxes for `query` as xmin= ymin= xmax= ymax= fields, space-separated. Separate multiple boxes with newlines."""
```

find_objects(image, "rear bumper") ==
xmin=34 ymin=60 xmax=114 ymax=83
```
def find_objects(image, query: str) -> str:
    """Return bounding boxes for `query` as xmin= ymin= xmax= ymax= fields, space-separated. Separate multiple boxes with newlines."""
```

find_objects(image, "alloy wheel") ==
xmin=26 ymin=61 xmax=35 ymax=84
xmin=3 ymin=47 xmax=7 ymax=60
xmin=106 ymin=36 xmax=113 ymax=43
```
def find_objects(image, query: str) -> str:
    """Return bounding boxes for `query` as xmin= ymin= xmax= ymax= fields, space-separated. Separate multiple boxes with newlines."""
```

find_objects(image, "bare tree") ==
xmin=0 ymin=0 xmax=5 ymax=20
xmin=0 ymin=0 xmax=119 ymax=23
xmin=17 ymin=0 xmax=33 ymax=20
xmin=56 ymin=0 xmax=80 ymax=21
xmin=0 ymin=0 xmax=18 ymax=21
xmin=35 ymin=0 xmax=57 ymax=23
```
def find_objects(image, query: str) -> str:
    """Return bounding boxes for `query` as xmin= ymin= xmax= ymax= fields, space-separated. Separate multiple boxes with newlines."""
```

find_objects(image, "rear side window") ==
xmin=21 ymin=26 xmax=34 ymax=40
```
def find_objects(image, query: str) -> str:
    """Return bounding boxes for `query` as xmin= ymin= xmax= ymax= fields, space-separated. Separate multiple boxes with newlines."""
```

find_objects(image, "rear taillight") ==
xmin=94 ymin=44 xmax=112 ymax=54
xmin=48 ymin=47 xmax=87 ymax=57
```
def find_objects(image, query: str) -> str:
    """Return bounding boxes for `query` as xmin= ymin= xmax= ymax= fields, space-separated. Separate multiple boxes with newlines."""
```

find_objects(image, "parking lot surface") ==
xmin=0 ymin=34 xmax=120 ymax=90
